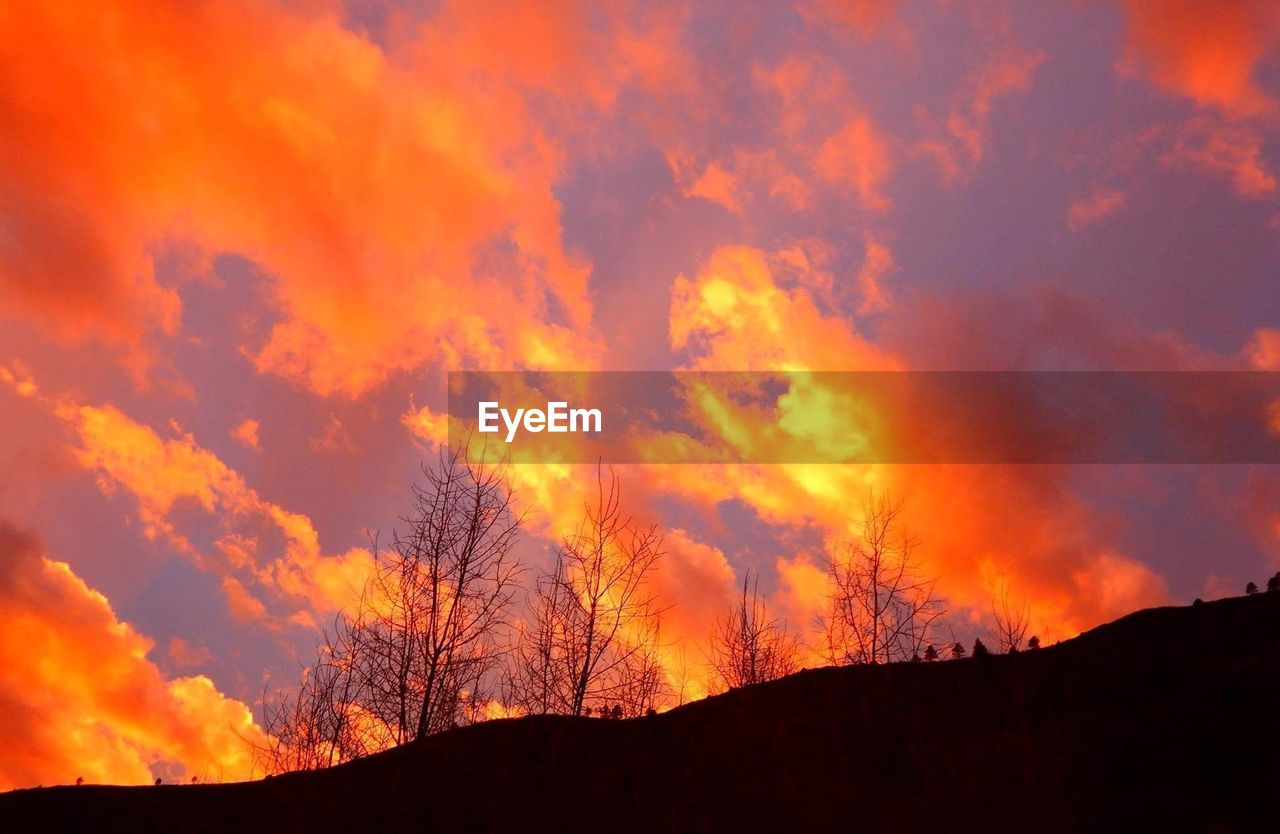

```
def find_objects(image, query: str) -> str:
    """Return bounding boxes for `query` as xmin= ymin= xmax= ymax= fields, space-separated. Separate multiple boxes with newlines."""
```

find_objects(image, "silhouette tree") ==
xmin=820 ymin=494 xmax=945 ymax=666
xmin=924 ymin=644 xmax=939 ymax=661
xmin=972 ymin=637 xmax=989 ymax=658
xmin=257 ymin=614 xmax=370 ymax=771
xmin=951 ymin=642 xmax=966 ymax=659
xmin=1246 ymin=581 xmax=1258 ymax=595
xmin=1027 ymin=635 xmax=1041 ymax=650
xmin=356 ymin=449 xmax=523 ymax=741
xmin=991 ymin=581 xmax=1030 ymax=653
xmin=259 ymin=446 xmax=523 ymax=773
xmin=706 ymin=570 xmax=802 ymax=691
xmin=506 ymin=466 xmax=666 ymax=718
xmin=1267 ymin=571 xmax=1280 ymax=593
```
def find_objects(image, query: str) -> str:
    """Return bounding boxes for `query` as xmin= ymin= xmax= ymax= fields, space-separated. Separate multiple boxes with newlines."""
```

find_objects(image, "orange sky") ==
xmin=1 ymin=0 xmax=1279 ymax=789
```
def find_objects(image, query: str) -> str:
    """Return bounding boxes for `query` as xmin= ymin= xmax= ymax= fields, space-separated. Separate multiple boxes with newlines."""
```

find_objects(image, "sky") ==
xmin=1 ymin=0 xmax=1279 ymax=789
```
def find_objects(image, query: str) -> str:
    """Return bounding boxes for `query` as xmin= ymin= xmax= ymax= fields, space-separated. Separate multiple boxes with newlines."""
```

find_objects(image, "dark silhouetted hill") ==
xmin=4 ymin=592 xmax=1279 ymax=833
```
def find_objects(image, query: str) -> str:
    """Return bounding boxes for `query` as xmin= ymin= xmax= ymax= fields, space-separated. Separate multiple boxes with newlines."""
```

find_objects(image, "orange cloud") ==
xmin=1245 ymin=329 xmax=1280 ymax=370
xmin=687 ymin=161 xmax=744 ymax=213
xmin=817 ymin=115 xmax=894 ymax=210
xmin=638 ymin=458 xmax=1169 ymax=654
xmin=913 ymin=26 xmax=1043 ymax=181
xmin=309 ymin=415 xmax=356 ymax=454
xmin=754 ymin=56 xmax=847 ymax=142
xmin=803 ymin=0 xmax=902 ymax=38
xmin=168 ymin=637 xmax=214 ymax=671
xmin=1120 ymin=0 xmax=1280 ymax=115
xmin=773 ymin=552 xmax=828 ymax=654
xmin=1068 ymin=186 xmax=1128 ymax=230
xmin=660 ymin=243 xmax=1168 ymax=648
xmin=0 ymin=0 xmax=1225 ymax=772
xmin=43 ymin=393 xmax=373 ymax=627
xmin=0 ymin=362 xmax=38 ymax=399
xmin=748 ymin=55 xmax=895 ymax=209
xmin=0 ymin=1 xmax=703 ymax=393
xmin=230 ymin=419 xmax=261 ymax=452
xmin=0 ymin=523 xmax=265 ymax=789
xmin=670 ymin=246 xmax=896 ymax=371
xmin=673 ymin=150 xmax=810 ymax=213
xmin=647 ymin=527 xmax=738 ymax=696
xmin=1163 ymin=120 xmax=1277 ymax=197
xmin=856 ymin=232 xmax=895 ymax=313
xmin=402 ymin=402 xmax=450 ymax=448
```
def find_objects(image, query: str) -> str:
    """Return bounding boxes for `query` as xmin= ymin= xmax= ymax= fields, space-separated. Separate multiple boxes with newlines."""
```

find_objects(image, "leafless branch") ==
xmin=505 ymin=465 xmax=667 ymax=717
xmin=258 ymin=444 xmax=523 ymax=771
xmin=992 ymin=580 xmax=1031 ymax=653
xmin=819 ymin=493 xmax=946 ymax=666
xmin=706 ymin=570 xmax=802 ymax=691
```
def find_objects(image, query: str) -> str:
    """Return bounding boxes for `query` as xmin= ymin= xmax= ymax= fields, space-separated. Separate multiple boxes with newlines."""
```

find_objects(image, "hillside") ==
xmin=4 ymin=592 xmax=1279 ymax=833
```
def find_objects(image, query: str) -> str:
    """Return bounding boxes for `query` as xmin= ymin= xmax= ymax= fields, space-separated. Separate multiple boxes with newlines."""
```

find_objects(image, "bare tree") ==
xmin=611 ymin=625 xmax=668 ymax=717
xmin=706 ymin=570 xmax=802 ymax=691
xmin=256 ymin=614 xmax=374 ymax=773
xmin=670 ymin=645 xmax=695 ymax=707
xmin=357 ymin=448 xmax=523 ymax=741
xmin=820 ymin=494 xmax=945 ymax=666
xmin=259 ymin=446 xmax=522 ymax=772
xmin=992 ymin=580 xmax=1030 ymax=653
xmin=506 ymin=466 xmax=666 ymax=718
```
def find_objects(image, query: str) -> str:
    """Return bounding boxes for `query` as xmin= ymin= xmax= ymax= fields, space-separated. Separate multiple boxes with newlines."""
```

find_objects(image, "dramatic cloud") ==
xmin=670 ymin=246 xmax=895 ymax=371
xmin=1120 ymin=0 xmax=1280 ymax=115
xmin=0 ymin=523 xmax=264 ymax=789
xmin=37 ymin=389 xmax=375 ymax=628
xmin=660 ymin=249 xmax=1170 ymax=648
xmin=0 ymin=0 xmax=1272 ymax=789
xmin=0 ymin=1 xmax=701 ymax=393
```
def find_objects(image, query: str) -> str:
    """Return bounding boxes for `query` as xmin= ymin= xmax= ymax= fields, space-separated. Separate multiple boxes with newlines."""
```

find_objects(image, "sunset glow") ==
xmin=1 ymin=0 xmax=1278 ymax=789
